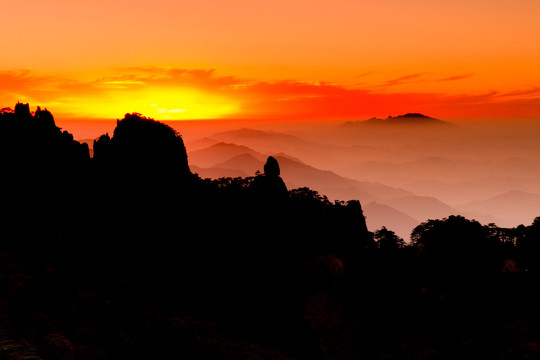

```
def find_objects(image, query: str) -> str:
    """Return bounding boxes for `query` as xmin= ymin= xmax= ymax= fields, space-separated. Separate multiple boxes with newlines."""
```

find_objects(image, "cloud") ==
xmin=437 ymin=74 xmax=474 ymax=82
xmin=353 ymin=72 xmax=374 ymax=79
xmin=379 ymin=73 xmax=423 ymax=87
xmin=0 ymin=70 xmax=72 ymax=109
xmin=0 ymin=70 xmax=63 ymax=94
xmin=2 ymin=68 xmax=540 ymax=121
xmin=102 ymin=67 xmax=244 ymax=91
xmin=231 ymin=80 xmax=540 ymax=120
xmin=496 ymin=87 xmax=540 ymax=98
xmin=0 ymin=68 xmax=245 ymax=120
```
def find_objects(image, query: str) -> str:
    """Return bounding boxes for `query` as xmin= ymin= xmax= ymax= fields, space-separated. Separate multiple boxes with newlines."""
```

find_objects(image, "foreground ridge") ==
xmin=1 ymin=103 xmax=540 ymax=359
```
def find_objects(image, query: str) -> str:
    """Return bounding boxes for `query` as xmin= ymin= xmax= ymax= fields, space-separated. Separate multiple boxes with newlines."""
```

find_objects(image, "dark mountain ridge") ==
xmin=341 ymin=113 xmax=454 ymax=127
xmin=2 ymin=103 xmax=540 ymax=360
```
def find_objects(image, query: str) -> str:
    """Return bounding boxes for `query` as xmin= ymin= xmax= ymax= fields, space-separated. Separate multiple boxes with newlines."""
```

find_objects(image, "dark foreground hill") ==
xmin=1 ymin=103 xmax=540 ymax=359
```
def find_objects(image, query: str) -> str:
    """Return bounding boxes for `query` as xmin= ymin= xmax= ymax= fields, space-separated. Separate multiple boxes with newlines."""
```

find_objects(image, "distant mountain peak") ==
xmin=342 ymin=113 xmax=453 ymax=127
xmin=390 ymin=113 xmax=433 ymax=119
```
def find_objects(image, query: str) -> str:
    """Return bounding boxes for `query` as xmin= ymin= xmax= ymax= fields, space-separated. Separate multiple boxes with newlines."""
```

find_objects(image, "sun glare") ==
xmin=55 ymin=86 xmax=239 ymax=120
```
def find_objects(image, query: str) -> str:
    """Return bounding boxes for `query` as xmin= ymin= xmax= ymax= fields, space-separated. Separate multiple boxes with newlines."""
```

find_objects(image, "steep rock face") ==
xmin=1 ymin=103 xmax=91 ymax=240
xmin=91 ymin=113 xmax=195 ymax=238
xmin=1 ymin=102 xmax=90 ymax=165
xmin=250 ymin=156 xmax=288 ymax=200
xmin=93 ymin=113 xmax=191 ymax=178
xmin=343 ymin=200 xmax=369 ymax=235
xmin=264 ymin=156 xmax=281 ymax=177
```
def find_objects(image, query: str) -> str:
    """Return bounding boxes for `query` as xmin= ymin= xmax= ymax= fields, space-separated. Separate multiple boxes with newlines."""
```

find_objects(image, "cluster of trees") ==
xmin=2 ymin=103 xmax=540 ymax=359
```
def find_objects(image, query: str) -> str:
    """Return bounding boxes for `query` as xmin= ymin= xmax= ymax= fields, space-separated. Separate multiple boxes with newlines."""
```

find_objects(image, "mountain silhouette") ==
xmin=460 ymin=190 xmax=540 ymax=227
xmin=205 ymin=127 xmax=376 ymax=172
xmin=1 ymin=102 xmax=90 ymax=166
xmin=213 ymin=153 xmax=264 ymax=174
xmin=185 ymin=136 xmax=220 ymax=151
xmin=384 ymin=195 xmax=458 ymax=222
xmin=188 ymin=147 xmax=414 ymax=203
xmin=188 ymin=142 xmax=266 ymax=168
xmin=3 ymin=102 xmax=540 ymax=360
xmin=341 ymin=113 xmax=453 ymax=127
xmin=1 ymin=102 xmax=91 ymax=248
xmin=250 ymin=156 xmax=289 ymax=200
xmin=363 ymin=202 xmax=420 ymax=240
xmin=93 ymin=112 xmax=191 ymax=178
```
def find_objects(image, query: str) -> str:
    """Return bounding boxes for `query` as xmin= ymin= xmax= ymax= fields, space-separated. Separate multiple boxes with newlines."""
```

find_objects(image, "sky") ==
xmin=2 ymin=0 xmax=540 ymax=128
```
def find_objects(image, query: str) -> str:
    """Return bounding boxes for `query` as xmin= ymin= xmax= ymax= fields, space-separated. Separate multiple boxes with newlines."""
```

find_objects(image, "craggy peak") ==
xmin=93 ymin=112 xmax=191 ymax=178
xmin=0 ymin=103 xmax=540 ymax=359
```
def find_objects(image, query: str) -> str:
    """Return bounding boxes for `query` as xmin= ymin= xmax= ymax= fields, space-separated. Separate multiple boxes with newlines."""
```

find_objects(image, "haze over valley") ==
xmin=153 ymin=114 xmax=540 ymax=239
xmin=4 ymin=0 xmax=540 ymax=357
xmin=73 ymin=113 xmax=540 ymax=240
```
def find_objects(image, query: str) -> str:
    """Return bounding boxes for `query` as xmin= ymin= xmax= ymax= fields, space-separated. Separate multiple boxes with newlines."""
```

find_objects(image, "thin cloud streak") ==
xmin=379 ymin=74 xmax=423 ymax=87
xmin=437 ymin=74 xmax=474 ymax=82
xmin=1 ymin=68 xmax=540 ymax=121
xmin=496 ymin=87 xmax=540 ymax=98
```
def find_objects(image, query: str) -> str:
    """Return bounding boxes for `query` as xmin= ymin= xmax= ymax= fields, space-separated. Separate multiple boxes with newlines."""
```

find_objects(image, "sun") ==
xmin=54 ymin=85 xmax=239 ymax=121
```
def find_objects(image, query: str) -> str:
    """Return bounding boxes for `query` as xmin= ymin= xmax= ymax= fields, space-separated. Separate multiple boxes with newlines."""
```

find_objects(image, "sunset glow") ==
xmin=59 ymin=86 xmax=239 ymax=121
xmin=1 ymin=0 xmax=539 ymax=125
xmin=4 ymin=2 xmax=540 ymax=355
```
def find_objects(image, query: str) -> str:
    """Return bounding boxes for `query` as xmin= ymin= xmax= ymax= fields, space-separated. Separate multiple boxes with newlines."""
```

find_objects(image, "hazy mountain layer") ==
xmin=175 ymin=118 xmax=540 ymax=234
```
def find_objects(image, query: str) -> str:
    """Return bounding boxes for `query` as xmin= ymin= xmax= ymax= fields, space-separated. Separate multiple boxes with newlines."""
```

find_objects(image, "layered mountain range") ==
xmin=176 ymin=116 xmax=540 ymax=239
xmin=75 ymin=112 xmax=540 ymax=240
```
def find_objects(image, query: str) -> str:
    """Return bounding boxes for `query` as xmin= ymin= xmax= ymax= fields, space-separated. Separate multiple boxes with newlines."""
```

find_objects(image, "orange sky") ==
xmin=2 ymin=0 xmax=540 ymax=126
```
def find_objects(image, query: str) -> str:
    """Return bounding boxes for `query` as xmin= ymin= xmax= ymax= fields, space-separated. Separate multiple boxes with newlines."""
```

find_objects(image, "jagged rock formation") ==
xmin=264 ymin=155 xmax=281 ymax=177
xmin=90 ymin=113 xmax=195 ymax=242
xmin=1 ymin=102 xmax=90 ymax=165
xmin=93 ymin=112 xmax=191 ymax=178
xmin=1 ymin=103 xmax=91 ymax=245
xmin=250 ymin=156 xmax=288 ymax=199
xmin=0 ymin=103 xmax=539 ymax=360
xmin=0 ymin=102 xmax=412 ymax=360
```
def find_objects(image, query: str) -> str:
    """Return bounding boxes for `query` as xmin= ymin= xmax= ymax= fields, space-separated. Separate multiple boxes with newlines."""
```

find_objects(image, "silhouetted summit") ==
xmin=251 ymin=156 xmax=288 ymax=199
xmin=342 ymin=113 xmax=453 ymax=127
xmin=1 ymin=102 xmax=90 ymax=164
xmin=93 ymin=112 xmax=191 ymax=178
xmin=264 ymin=155 xmax=281 ymax=176
xmin=391 ymin=113 xmax=434 ymax=120
xmin=4 ymin=102 xmax=539 ymax=360
xmin=1 ymin=103 xmax=91 ymax=242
